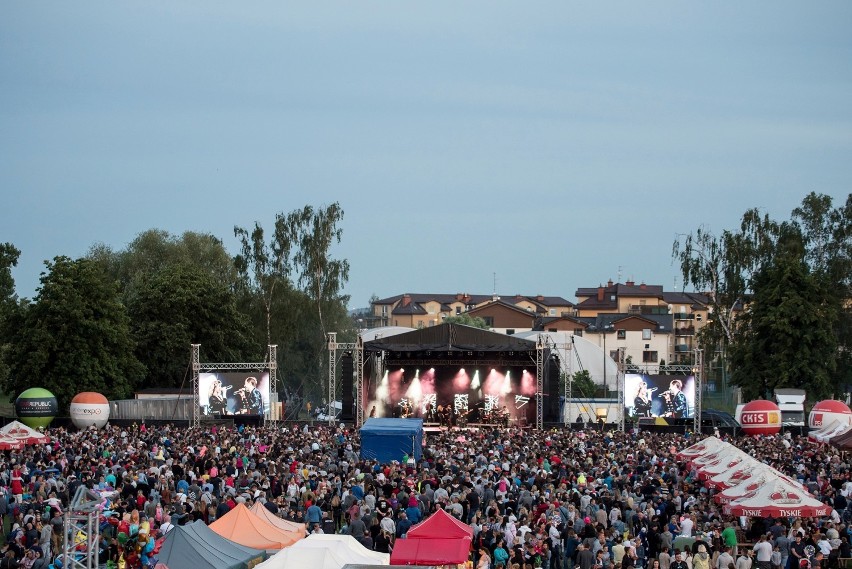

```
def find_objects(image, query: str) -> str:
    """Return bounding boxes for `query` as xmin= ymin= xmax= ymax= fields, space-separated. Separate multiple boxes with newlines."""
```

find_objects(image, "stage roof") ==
xmin=363 ymin=323 xmax=538 ymax=353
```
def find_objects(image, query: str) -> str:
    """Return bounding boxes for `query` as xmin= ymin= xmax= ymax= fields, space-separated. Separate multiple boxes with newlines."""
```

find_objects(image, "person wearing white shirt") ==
xmin=680 ymin=515 xmax=694 ymax=537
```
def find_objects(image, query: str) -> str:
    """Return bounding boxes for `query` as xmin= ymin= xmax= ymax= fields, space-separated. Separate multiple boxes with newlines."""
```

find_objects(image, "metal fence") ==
xmin=109 ymin=398 xmax=194 ymax=422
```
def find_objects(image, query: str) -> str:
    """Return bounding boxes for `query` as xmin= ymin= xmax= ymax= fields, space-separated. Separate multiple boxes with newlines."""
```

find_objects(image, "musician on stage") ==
xmin=633 ymin=381 xmax=653 ymax=418
xmin=235 ymin=376 xmax=264 ymax=415
xmin=661 ymin=379 xmax=688 ymax=418
xmin=208 ymin=379 xmax=229 ymax=415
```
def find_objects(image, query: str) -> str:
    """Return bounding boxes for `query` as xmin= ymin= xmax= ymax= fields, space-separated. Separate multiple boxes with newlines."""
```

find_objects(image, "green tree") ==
xmin=127 ymin=264 xmax=258 ymax=388
xmin=442 ymin=314 xmax=490 ymax=329
xmin=234 ymin=204 xmax=352 ymax=400
xmin=674 ymin=192 xmax=851 ymax=398
xmin=566 ymin=369 xmax=597 ymax=398
xmin=730 ymin=240 xmax=837 ymax=400
xmin=0 ymin=243 xmax=22 ymax=389
xmin=89 ymin=229 xmax=239 ymax=295
xmin=5 ymin=256 xmax=143 ymax=407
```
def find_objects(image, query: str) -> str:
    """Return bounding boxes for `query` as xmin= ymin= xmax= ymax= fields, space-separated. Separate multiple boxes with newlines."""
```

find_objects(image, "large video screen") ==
xmin=625 ymin=374 xmax=695 ymax=419
xmin=199 ymin=372 xmax=270 ymax=416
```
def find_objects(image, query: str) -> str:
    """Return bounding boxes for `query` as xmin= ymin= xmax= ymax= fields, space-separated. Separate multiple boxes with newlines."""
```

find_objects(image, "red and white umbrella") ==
xmin=676 ymin=436 xmax=724 ymax=460
xmin=725 ymin=480 xmax=832 ymax=518
xmin=707 ymin=463 xmax=762 ymax=491
xmin=690 ymin=443 xmax=743 ymax=469
xmin=697 ymin=450 xmax=754 ymax=481
xmin=0 ymin=421 xmax=50 ymax=445
xmin=0 ymin=436 xmax=25 ymax=451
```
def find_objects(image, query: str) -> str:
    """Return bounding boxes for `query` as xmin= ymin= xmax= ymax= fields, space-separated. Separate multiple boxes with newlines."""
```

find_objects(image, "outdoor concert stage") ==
xmin=340 ymin=323 xmax=562 ymax=427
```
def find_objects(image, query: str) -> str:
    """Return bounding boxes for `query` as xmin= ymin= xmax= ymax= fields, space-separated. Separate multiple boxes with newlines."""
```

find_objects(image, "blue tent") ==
xmin=359 ymin=418 xmax=423 ymax=463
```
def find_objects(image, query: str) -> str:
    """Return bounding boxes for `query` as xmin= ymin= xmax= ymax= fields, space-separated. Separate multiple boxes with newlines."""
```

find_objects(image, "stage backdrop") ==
xmin=625 ymin=373 xmax=695 ymax=419
xmin=199 ymin=372 xmax=270 ymax=416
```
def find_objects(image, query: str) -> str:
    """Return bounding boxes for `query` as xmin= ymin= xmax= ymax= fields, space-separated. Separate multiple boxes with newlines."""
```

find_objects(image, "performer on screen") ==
xmin=235 ymin=376 xmax=264 ymax=414
xmin=633 ymin=381 xmax=653 ymax=418
xmin=661 ymin=379 xmax=688 ymax=418
xmin=208 ymin=379 xmax=229 ymax=415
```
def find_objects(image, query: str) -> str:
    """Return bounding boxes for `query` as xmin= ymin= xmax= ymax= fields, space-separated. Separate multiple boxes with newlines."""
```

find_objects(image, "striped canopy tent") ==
xmin=724 ymin=479 xmax=832 ymax=518
xmin=676 ymin=436 xmax=724 ymax=461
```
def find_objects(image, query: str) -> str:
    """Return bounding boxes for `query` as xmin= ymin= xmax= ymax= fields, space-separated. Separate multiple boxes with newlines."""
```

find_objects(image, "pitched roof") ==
xmin=579 ymin=313 xmax=674 ymax=333
xmin=363 ymin=323 xmax=537 ymax=353
xmin=466 ymin=299 xmax=539 ymax=318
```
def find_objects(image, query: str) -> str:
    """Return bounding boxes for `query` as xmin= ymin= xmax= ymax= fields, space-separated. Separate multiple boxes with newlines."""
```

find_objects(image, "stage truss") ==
xmin=191 ymin=344 xmax=278 ymax=428
xmin=61 ymin=486 xmax=104 ymax=569
xmin=326 ymin=333 xmax=365 ymax=425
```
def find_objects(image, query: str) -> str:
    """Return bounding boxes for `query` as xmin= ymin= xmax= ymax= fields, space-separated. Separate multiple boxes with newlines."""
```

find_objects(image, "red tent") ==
xmin=405 ymin=508 xmax=474 ymax=540
xmin=390 ymin=537 xmax=472 ymax=566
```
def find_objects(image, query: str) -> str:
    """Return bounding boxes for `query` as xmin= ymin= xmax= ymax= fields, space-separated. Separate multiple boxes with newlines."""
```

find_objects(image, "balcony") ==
xmin=674 ymin=326 xmax=695 ymax=336
xmin=674 ymin=344 xmax=690 ymax=353
xmin=673 ymin=312 xmax=694 ymax=320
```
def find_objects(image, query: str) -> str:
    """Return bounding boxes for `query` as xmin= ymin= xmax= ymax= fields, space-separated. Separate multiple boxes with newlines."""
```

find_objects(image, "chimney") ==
xmin=607 ymin=279 xmax=613 ymax=287
xmin=597 ymin=286 xmax=604 ymax=301
xmin=456 ymin=293 xmax=463 ymax=301
xmin=536 ymin=295 xmax=544 ymax=301
xmin=626 ymin=280 xmax=635 ymax=287
xmin=402 ymin=294 xmax=411 ymax=307
xmin=640 ymin=282 xmax=646 ymax=290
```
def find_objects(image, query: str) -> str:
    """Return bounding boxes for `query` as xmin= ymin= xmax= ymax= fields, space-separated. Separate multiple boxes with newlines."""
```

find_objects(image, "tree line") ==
xmin=0 ymin=203 xmax=354 ymax=410
xmin=673 ymin=192 xmax=851 ymax=401
xmin=0 ymin=193 xmax=849 ymax=411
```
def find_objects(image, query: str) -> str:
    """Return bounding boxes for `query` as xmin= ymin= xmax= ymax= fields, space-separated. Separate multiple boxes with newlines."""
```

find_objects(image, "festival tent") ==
xmin=248 ymin=502 xmax=307 ymax=535
xmin=724 ymin=479 xmax=832 ymax=518
xmin=405 ymin=507 xmax=474 ymax=541
xmin=706 ymin=463 xmax=762 ymax=491
xmin=156 ymin=521 xmax=266 ymax=569
xmin=390 ymin=537 xmax=472 ymax=566
xmin=360 ymin=418 xmax=423 ymax=463
xmin=294 ymin=535 xmax=389 ymax=565
xmin=257 ymin=535 xmax=388 ymax=569
xmin=0 ymin=421 xmax=50 ymax=444
xmin=676 ymin=436 xmax=724 ymax=460
xmin=209 ymin=503 xmax=301 ymax=550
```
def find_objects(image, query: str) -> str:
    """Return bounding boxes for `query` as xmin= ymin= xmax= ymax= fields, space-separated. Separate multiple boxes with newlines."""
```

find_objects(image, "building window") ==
xmin=382 ymin=306 xmax=387 ymax=315
xmin=642 ymin=350 xmax=658 ymax=363
xmin=549 ymin=328 xmax=558 ymax=333
xmin=417 ymin=321 xmax=424 ymax=329
xmin=483 ymin=316 xmax=494 ymax=327
xmin=642 ymin=329 xmax=652 ymax=340
xmin=696 ymin=313 xmax=702 ymax=321
xmin=549 ymin=308 xmax=556 ymax=316
xmin=455 ymin=306 xmax=461 ymax=315
xmin=506 ymin=329 xmax=515 ymax=335
xmin=617 ymin=329 xmax=626 ymax=340
xmin=574 ymin=329 xmax=583 ymax=337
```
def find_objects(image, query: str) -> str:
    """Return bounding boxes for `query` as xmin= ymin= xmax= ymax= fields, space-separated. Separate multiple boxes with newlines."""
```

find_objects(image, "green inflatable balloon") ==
xmin=15 ymin=387 xmax=58 ymax=429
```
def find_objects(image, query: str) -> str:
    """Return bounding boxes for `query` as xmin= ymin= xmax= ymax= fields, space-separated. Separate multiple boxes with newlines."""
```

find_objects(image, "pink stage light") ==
xmin=420 ymin=368 xmax=437 ymax=395
xmin=520 ymin=369 xmax=537 ymax=396
xmin=483 ymin=369 xmax=506 ymax=396
xmin=452 ymin=368 xmax=471 ymax=391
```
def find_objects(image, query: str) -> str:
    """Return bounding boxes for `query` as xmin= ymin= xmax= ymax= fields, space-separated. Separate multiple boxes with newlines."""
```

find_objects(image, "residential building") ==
xmin=570 ymin=280 xmax=711 ymax=369
xmin=368 ymin=293 xmax=574 ymax=330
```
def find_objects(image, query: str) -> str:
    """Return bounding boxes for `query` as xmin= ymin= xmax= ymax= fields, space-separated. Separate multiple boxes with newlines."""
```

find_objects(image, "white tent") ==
xmin=256 ymin=534 xmax=389 ymax=569
xmin=255 ymin=547 xmax=350 ymax=569
xmin=296 ymin=535 xmax=389 ymax=565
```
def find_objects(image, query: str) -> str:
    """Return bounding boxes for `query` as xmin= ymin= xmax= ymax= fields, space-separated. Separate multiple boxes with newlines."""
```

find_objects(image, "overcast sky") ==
xmin=2 ymin=2 xmax=850 ymax=309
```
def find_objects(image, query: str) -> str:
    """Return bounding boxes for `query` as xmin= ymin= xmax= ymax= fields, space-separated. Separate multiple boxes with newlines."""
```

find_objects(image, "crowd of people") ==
xmin=0 ymin=420 xmax=849 ymax=569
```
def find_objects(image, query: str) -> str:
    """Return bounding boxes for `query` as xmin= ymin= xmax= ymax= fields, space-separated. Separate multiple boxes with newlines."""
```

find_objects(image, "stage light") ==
xmin=471 ymin=370 xmax=481 ymax=390
xmin=430 ymin=368 xmax=435 ymax=373
xmin=460 ymin=368 xmax=465 ymax=373
xmin=501 ymin=370 xmax=512 ymax=395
